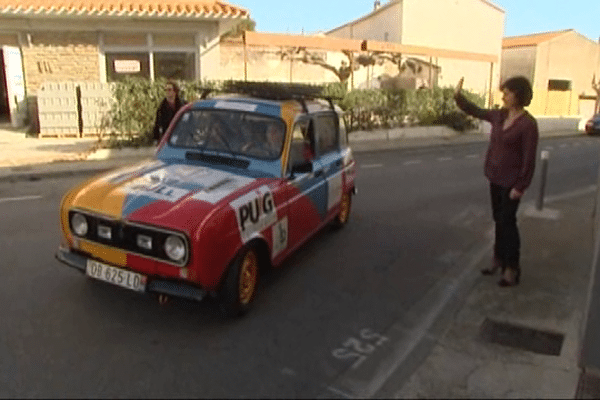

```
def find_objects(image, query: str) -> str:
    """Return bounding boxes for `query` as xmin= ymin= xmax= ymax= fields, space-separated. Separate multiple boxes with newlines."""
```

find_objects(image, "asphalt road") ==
xmin=0 ymin=135 xmax=598 ymax=398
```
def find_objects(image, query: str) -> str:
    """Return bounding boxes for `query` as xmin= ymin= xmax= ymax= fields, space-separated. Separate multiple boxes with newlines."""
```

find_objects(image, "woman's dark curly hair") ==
xmin=501 ymin=76 xmax=533 ymax=107
xmin=165 ymin=80 xmax=180 ymax=96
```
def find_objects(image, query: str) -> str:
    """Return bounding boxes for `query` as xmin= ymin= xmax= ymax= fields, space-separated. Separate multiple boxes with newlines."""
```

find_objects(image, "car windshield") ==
xmin=168 ymin=109 xmax=286 ymax=160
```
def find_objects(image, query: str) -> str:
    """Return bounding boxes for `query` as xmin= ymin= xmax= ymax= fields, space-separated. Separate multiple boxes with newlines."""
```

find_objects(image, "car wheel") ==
xmin=332 ymin=191 xmax=352 ymax=229
xmin=218 ymin=246 xmax=260 ymax=317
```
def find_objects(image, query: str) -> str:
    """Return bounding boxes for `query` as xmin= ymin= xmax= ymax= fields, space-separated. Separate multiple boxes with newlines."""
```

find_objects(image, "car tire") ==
xmin=332 ymin=191 xmax=352 ymax=229
xmin=218 ymin=246 xmax=260 ymax=317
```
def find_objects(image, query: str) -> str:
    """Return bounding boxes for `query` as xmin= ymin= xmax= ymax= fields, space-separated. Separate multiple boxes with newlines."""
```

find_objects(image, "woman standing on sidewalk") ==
xmin=152 ymin=81 xmax=186 ymax=143
xmin=454 ymin=76 xmax=539 ymax=286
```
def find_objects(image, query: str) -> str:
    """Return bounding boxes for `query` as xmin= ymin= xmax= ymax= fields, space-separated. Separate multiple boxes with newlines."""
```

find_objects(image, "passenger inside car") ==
xmin=289 ymin=121 xmax=315 ymax=168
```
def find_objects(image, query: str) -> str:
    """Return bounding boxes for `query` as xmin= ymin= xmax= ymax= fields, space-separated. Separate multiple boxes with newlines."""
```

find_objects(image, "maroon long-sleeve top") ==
xmin=455 ymin=93 xmax=539 ymax=192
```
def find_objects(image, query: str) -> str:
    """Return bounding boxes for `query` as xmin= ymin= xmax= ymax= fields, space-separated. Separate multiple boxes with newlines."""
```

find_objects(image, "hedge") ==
xmin=100 ymin=77 xmax=485 ymax=147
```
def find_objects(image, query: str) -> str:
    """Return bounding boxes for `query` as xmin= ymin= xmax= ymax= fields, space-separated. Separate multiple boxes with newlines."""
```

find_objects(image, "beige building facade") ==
xmin=502 ymin=30 xmax=600 ymax=118
xmin=219 ymin=38 xmax=341 ymax=83
xmin=0 ymin=0 xmax=249 ymax=129
xmin=326 ymin=0 xmax=505 ymax=102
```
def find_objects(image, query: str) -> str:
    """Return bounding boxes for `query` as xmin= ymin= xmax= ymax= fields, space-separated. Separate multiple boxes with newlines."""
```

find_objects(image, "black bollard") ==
xmin=536 ymin=150 xmax=549 ymax=210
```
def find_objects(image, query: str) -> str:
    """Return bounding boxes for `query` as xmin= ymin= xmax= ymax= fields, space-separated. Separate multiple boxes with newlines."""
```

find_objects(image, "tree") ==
xmin=357 ymin=52 xmax=423 ymax=75
xmin=282 ymin=47 xmax=436 ymax=86
xmin=279 ymin=48 xmax=360 ymax=83
xmin=221 ymin=19 xmax=256 ymax=40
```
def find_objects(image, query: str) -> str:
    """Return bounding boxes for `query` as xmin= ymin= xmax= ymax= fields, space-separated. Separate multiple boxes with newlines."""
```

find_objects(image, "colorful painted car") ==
xmin=56 ymin=83 xmax=357 ymax=316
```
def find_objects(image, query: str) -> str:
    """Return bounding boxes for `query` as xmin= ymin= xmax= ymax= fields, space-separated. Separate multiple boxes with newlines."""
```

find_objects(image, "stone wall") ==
xmin=19 ymin=32 xmax=100 ymax=132
xmin=21 ymin=32 xmax=100 ymax=94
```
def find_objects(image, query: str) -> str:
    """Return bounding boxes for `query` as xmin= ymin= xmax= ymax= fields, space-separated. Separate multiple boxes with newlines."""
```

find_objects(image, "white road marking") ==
xmin=573 ymin=143 xmax=581 ymax=147
xmin=544 ymin=146 xmax=554 ymax=150
xmin=362 ymin=163 xmax=383 ymax=169
xmin=544 ymin=185 xmax=597 ymax=204
xmin=437 ymin=157 xmax=453 ymax=162
xmin=559 ymin=144 xmax=568 ymax=148
xmin=466 ymin=154 xmax=480 ymax=159
xmin=0 ymin=195 xmax=43 ymax=203
xmin=403 ymin=160 xmax=422 ymax=165
xmin=327 ymin=386 xmax=354 ymax=399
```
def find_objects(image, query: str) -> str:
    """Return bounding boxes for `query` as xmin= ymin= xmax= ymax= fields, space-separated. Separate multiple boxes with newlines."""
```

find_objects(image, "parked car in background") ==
xmin=56 ymin=82 xmax=357 ymax=317
xmin=585 ymin=113 xmax=600 ymax=135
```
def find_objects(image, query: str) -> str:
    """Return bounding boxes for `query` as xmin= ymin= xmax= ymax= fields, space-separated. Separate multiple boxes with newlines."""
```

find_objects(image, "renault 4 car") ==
xmin=56 ymin=82 xmax=357 ymax=316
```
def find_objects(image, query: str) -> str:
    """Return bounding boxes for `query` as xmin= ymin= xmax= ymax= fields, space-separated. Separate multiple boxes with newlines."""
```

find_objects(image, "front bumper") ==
xmin=55 ymin=247 xmax=207 ymax=302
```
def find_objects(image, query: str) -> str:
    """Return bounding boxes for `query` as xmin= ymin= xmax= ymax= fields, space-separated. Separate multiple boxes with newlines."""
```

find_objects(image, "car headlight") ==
xmin=71 ymin=213 xmax=88 ymax=236
xmin=164 ymin=235 xmax=186 ymax=262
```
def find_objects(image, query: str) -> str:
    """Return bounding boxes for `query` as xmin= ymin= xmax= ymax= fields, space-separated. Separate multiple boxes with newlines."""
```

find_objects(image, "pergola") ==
xmin=242 ymin=31 xmax=499 ymax=106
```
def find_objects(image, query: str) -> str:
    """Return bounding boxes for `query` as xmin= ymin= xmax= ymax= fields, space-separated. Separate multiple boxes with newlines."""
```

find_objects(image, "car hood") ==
xmin=67 ymin=159 xmax=267 ymax=232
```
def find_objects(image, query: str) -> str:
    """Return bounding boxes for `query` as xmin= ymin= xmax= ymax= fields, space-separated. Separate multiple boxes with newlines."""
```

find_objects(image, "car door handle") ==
xmin=314 ymin=169 xmax=324 ymax=177
xmin=335 ymin=160 xmax=342 ymax=167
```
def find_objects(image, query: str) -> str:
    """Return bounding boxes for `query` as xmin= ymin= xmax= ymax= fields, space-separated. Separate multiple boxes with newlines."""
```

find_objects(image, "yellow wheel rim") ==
xmin=338 ymin=193 xmax=350 ymax=224
xmin=239 ymin=250 xmax=258 ymax=305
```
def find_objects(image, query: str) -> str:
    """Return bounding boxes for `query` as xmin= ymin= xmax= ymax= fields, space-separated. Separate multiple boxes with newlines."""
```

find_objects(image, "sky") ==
xmin=239 ymin=0 xmax=599 ymax=42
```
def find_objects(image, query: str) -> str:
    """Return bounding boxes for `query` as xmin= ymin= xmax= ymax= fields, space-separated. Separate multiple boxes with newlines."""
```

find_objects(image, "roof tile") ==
xmin=0 ymin=0 xmax=249 ymax=19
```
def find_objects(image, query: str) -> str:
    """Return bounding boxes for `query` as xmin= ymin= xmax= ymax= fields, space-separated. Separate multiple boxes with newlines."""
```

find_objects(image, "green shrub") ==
xmin=100 ymin=77 xmax=220 ymax=148
xmin=101 ymin=78 xmax=486 ymax=148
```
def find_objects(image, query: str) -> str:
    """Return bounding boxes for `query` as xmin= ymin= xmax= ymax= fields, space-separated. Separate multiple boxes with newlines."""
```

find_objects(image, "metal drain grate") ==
xmin=479 ymin=318 xmax=564 ymax=356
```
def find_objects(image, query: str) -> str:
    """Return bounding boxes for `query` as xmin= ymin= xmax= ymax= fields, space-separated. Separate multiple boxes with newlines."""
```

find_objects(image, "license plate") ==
xmin=86 ymin=259 xmax=147 ymax=292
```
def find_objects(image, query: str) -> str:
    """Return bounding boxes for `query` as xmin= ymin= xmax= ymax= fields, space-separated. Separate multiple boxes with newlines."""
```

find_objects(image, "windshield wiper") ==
xmin=185 ymin=151 xmax=250 ymax=169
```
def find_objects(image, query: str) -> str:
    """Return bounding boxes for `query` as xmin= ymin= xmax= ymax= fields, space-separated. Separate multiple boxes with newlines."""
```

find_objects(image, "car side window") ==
xmin=314 ymin=113 xmax=339 ymax=155
xmin=288 ymin=120 xmax=315 ymax=170
xmin=338 ymin=114 xmax=348 ymax=147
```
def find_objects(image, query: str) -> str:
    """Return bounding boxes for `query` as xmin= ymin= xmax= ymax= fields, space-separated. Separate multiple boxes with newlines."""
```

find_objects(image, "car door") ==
xmin=284 ymin=118 xmax=327 ymax=252
xmin=311 ymin=112 xmax=344 ymax=220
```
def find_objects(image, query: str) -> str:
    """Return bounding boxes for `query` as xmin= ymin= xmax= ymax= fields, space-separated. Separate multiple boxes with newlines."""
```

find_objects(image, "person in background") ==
xmin=302 ymin=124 xmax=315 ymax=161
xmin=454 ymin=76 xmax=539 ymax=287
xmin=265 ymin=122 xmax=285 ymax=156
xmin=153 ymin=81 xmax=186 ymax=143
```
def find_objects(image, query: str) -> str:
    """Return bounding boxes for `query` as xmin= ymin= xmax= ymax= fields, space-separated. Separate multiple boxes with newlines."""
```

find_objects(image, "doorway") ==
xmin=0 ymin=49 xmax=9 ymax=124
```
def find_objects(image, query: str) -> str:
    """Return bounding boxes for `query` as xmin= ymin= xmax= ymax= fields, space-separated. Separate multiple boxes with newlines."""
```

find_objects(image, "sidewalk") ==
xmin=389 ymin=192 xmax=596 ymax=398
xmin=0 ymin=127 xmax=155 ymax=182
xmin=0 ymin=125 xmax=585 ymax=182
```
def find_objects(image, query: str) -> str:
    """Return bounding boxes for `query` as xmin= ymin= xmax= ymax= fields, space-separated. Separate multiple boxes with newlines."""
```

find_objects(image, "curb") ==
xmin=0 ymin=156 xmax=154 ymax=183
xmin=0 ymin=130 xmax=586 ymax=183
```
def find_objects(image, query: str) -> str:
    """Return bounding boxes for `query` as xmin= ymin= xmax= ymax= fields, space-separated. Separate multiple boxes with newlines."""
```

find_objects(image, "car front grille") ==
xmin=68 ymin=210 xmax=189 ymax=267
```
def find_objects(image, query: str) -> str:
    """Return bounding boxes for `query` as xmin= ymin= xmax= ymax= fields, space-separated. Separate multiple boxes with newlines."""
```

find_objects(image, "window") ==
xmin=169 ymin=110 xmax=284 ymax=160
xmin=101 ymin=32 xmax=198 ymax=82
xmin=154 ymin=52 xmax=195 ymax=81
xmin=338 ymin=114 xmax=347 ymax=146
xmin=105 ymin=52 xmax=150 ymax=81
xmin=314 ymin=114 xmax=338 ymax=154
xmin=548 ymin=79 xmax=571 ymax=91
xmin=288 ymin=120 xmax=314 ymax=168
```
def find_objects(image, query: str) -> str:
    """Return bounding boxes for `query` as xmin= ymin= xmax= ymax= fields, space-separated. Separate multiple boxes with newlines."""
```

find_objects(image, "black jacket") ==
xmin=152 ymin=97 xmax=186 ymax=141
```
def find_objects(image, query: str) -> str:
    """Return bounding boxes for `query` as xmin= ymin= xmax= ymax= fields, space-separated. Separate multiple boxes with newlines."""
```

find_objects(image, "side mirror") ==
xmin=289 ymin=161 xmax=313 ymax=178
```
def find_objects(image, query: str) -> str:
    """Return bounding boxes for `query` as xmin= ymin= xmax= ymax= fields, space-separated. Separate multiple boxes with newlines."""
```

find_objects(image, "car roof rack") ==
xmin=221 ymin=81 xmax=340 ymax=113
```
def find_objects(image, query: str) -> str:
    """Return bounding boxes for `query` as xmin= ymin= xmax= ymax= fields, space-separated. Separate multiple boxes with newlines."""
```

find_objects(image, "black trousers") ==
xmin=490 ymin=183 xmax=521 ymax=265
